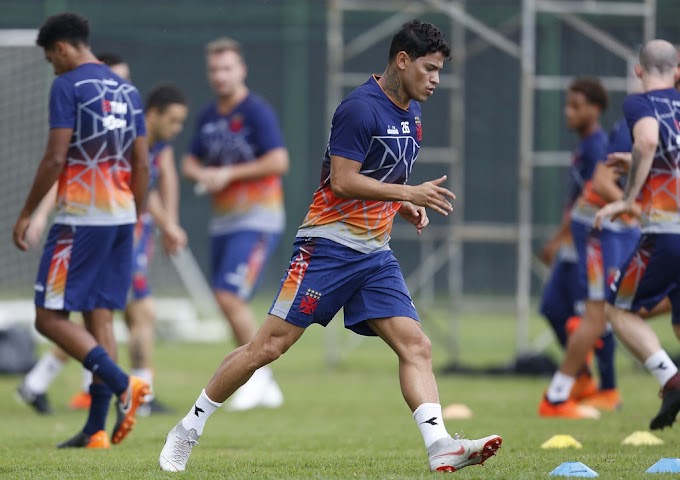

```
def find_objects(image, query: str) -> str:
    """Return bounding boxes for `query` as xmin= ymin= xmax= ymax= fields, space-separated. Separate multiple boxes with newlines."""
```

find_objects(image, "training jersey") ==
xmin=148 ymin=141 xmax=167 ymax=191
xmin=569 ymin=128 xmax=608 ymax=226
xmin=297 ymin=75 xmax=423 ymax=253
xmin=624 ymin=88 xmax=680 ymax=233
xmin=573 ymin=120 xmax=637 ymax=230
xmin=188 ymin=93 xmax=285 ymax=235
xmin=49 ymin=63 xmax=146 ymax=226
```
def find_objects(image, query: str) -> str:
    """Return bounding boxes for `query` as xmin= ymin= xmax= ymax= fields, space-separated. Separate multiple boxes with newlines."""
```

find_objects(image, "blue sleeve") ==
xmin=328 ymin=98 xmax=375 ymax=163
xmin=579 ymin=134 xmax=607 ymax=181
xmin=49 ymin=76 xmax=76 ymax=129
xmin=248 ymin=100 xmax=285 ymax=156
xmin=623 ymin=94 xmax=655 ymax=132
xmin=607 ymin=118 xmax=632 ymax=154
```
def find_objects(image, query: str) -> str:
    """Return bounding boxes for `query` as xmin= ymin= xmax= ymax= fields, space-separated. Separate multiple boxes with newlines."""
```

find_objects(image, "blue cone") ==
xmin=550 ymin=462 xmax=599 ymax=477
xmin=646 ymin=458 xmax=680 ymax=473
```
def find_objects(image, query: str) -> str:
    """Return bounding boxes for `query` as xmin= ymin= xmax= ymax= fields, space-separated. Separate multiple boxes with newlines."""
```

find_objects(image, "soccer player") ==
xmin=594 ymin=39 xmax=680 ymax=430
xmin=12 ymin=13 xmax=150 ymax=448
xmin=159 ymin=19 xmax=502 ymax=473
xmin=181 ymin=37 xmax=289 ymax=410
xmin=539 ymin=78 xmax=629 ymax=417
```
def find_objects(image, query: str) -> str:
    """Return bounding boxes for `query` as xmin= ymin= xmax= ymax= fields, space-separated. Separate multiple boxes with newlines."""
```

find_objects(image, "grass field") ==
xmin=1 ymin=302 xmax=680 ymax=479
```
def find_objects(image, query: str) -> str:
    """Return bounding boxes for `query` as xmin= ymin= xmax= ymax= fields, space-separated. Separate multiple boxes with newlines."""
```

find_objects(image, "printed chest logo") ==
xmin=299 ymin=289 xmax=322 ymax=315
xmin=101 ymin=99 xmax=128 ymax=130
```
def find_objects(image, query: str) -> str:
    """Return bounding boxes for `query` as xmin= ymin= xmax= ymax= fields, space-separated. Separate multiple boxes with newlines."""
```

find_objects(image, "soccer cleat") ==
xmin=539 ymin=396 xmax=600 ymax=419
xmin=111 ymin=376 xmax=151 ymax=445
xmin=16 ymin=382 xmax=53 ymax=415
xmin=68 ymin=391 xmax=92 ymax=410
xmin=137 ymin=397 xmax=174 ymax=417
xmin=650 ymin=387 xmax=680 ymax=430
xmin=259 ymin=380 xmax=284 ymax=409
xmin=225 ymin=368 xmax=280 ymax=411
xmin=427 ymin=434 xmax=502 ymax=472
xmin=159 ymin=422 xmax=199 ymax=472
xmin=569 ymin=372 xmax=598 ymax=402
xmin=57 ymin=429 xmax=110 ymax=449
xmin=580 ymin=388 xmax=622 ymax=411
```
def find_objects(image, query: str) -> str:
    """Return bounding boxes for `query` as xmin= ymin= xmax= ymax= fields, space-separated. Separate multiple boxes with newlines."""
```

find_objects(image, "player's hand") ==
xmin=409 ymin=175 xmax=455 ymax=216
xmin=201 ymin=166 xmax=233 ymax=194
xmin=161 ymin=223 xmax=188 ymax=255
xmin=606 ymin=152 xmax=632 ymax=174
xmin=539 ymin=239 xmax=559 ymax=267
xmin=13 ymin=212 xmax=32 ymax=251
xmin=594 ymin=200 xmax=634 ymax=230
xmin=399 ymin=202 xmax=429 ymax=235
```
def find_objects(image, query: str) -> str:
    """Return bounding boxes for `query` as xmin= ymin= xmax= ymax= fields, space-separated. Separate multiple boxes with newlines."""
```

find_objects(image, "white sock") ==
xmin=546 ymin=371 xmax=575 ymax=403
xmin=181 ymin=389 xmax=223 ymax=436
xmin=81 ymin=368 xmax=93 ymax=393
xmin=24 ymin=351 xmax=66 ymax=394
xmin=413 ymin=403 xmax=449 ymax=449
xmin=644 ymin=350 xmax=679 ymax=387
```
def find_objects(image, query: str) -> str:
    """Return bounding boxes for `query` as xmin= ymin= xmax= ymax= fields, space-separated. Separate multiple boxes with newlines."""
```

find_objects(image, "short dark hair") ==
xmin=388 ymin=20 xmax=451 ymax=62
xmin=96 ymin=52 xmax=125 ymax=67
xmin=145 ymin=83 xmax=188 ymax=114
xmin=569 ymin=77 xmax=608 ymax=111
xmin=36 ymin=12 xmax=89 ymax=49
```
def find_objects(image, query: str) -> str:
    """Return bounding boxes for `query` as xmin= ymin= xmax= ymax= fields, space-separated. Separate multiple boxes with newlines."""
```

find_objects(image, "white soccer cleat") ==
xmin=427 ymin=434 xmax=502 ymax=472
xmin=260 ymin=380 xmax=284 ymax=409
xmin=159 ymin=422 xmax=199 ymax=472
xmin=226 ymin=367 xmax=283 ymax=411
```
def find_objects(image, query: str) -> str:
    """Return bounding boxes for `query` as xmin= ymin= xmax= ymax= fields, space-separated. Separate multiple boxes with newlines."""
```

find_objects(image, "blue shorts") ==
xmin=269 ymin=237 xmax=419 ymax=336
xmin=572 ymin=220 xmax=640 ymax=301
xmin=130 ymin=215 xmax=155 ymax=301
xmin=35 ymin=223 xmax=134 ymax=311
xmin=211 ymin=230 xmax=281 ymax=300
xmin=608 ymin=233 xmax=680 ymax=324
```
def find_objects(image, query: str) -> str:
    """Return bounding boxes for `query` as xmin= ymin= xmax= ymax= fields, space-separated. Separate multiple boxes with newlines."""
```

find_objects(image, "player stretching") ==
xmin=595 ymin=39 xmax=680 ymax=430
xmin=159 ymin=19 xmax=501 ymax=473
xmin=182 ymin=37 xmax=288 ymax=410
xmin=12 ymin=13 xmax=150 ymax=448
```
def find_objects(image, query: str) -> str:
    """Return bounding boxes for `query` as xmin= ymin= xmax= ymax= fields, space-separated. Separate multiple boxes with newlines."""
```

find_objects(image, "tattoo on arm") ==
xmin=623 ymin=145 xmax=642 ymax=203
xmin=383 ymin=68 xmax=403 ymax=103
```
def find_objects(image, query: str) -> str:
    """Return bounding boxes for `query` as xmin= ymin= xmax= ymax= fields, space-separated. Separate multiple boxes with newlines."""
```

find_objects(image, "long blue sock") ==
xmin=595 ymin=331 xmax=616 ymax=390
xmin=82 ymin=346 xmax=128 ymax=395
xmin=83 ymin=383 xmax=113 ymax=435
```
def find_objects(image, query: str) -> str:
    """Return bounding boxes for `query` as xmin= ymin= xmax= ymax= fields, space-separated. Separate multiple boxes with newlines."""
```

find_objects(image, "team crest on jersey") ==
xmin=299 ymin=288 xmax=321 ymax=315
xmin=414 ymin=116 xmax=422 ymax=142
xmin=230 ymin=114 xmax=244 ymax=133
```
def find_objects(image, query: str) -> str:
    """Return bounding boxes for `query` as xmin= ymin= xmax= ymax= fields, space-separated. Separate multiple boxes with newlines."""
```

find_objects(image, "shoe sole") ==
xmin=650 ymin=390 xmax=680 ymax=430
xmin=435 ymin=436 xmax=503 ymax=473
xmin=112 ymin=382 xmax=151 ymax=444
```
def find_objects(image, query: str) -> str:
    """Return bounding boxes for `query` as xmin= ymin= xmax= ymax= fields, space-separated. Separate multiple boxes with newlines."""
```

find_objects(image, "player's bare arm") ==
xmin=591 ymin=161 xmax=623 ymax=203
xmin=540 ymin=210 xmax=571 ymax=266
xmin=146 ymin=190 xmax=187 ymax=254
xmin=157 ymin=145 xmax=180 ymax=224
xmin=594 ymin=117 xmax=658 ymax=229
xmin=330 ymin=155 xmax=454 ymax=216
xmin=13 ymin=128 xmax=71 ymax=251
xmin=130 ymin=135 xmax=150 ymax=217
xmin=25 ymin=182 xmax=58 ymax=248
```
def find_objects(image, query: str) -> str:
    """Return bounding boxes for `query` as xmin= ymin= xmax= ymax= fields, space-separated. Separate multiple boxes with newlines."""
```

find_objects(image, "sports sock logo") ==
xmin=656 ymin=362 xmax=668 ymax=370
xmin=420 ymin=416 xmax=439 ymax=426
xmin=194 ymin=405 xmax=204 ymax=417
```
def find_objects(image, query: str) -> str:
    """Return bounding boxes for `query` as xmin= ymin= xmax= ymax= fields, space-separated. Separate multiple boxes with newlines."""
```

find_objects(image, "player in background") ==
xmin=538 ymin=78 xmax=623 ymax=417
xmin=160 ymin=19 xmax=502 ymax=474
xmin=181 ymin=37 xmax=288 ymax=411
xmin=17 ymin=59 xmax=188 ymax=417
xmin=12 ymin=13 xmax=150 ymax=448
xmin=595 ymin=39 xmax=680 ymax=430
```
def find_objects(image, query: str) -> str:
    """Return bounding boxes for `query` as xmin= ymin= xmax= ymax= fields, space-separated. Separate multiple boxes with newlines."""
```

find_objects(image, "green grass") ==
xmin=2 ymin=304 xmax=680 ymax=479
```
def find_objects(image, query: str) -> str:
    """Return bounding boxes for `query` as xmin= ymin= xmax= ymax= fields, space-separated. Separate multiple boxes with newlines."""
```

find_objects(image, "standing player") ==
xmin=538 ymin=78 xmax=623 ymax=417
xmin=12 ymin=13 xmax=150 ymax=448
xmin=159 ymin=20 xmax=502 ymax=474
xmin=595 ymin=39 xmax=680 ymax=430
xmin=182 ymin=37 xmax=289 ymax=410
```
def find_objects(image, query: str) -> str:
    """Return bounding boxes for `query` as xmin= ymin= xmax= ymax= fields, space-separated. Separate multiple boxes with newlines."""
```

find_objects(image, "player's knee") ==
xmin=250 ymin=340 xmax=284 ymax=367
xmin=407 ymin=332 xmax=432 ymax=364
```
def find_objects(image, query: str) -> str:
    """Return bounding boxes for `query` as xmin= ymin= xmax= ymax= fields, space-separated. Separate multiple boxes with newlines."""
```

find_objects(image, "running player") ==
xmin=12 ymin=13 xmax=150 ymax=448
xmin=182 ymin=37 xmax=288 ymax=410
xmin=595 ymin=39 xmax=680 ymax=430
xmin=159 ymin=19 xmax=502 ymax=474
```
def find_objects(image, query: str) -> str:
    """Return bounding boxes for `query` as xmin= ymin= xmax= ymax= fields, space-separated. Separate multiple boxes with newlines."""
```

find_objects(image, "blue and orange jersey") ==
xmin=49 ymin=63 xmax=146 ymax=226
xmin=569 ymin=128 xmax=607 ymax=224
xmin=624 ymin=88 xmax=680 ymax=233
xmin=188 ymin=93 xmax=285 ymax=235
xmin=297 ymin=76 xmax=423 ymax=253
xmin=148 ymin=141 xmax=167 ymax=191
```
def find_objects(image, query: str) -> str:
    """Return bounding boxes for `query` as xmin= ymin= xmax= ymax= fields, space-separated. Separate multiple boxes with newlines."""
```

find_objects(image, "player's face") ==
xmin=150 ymin=104 xmax=188 ymax=142
xmin=564 ymin=91 xmax=598 ymax=131
xmin=44 ymin=43 xmax=70 ymax=75
xmin=403 ymin=52 xmax=445 ymax=102
xmin=206 ymin=50 xmax=246 ymax=98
